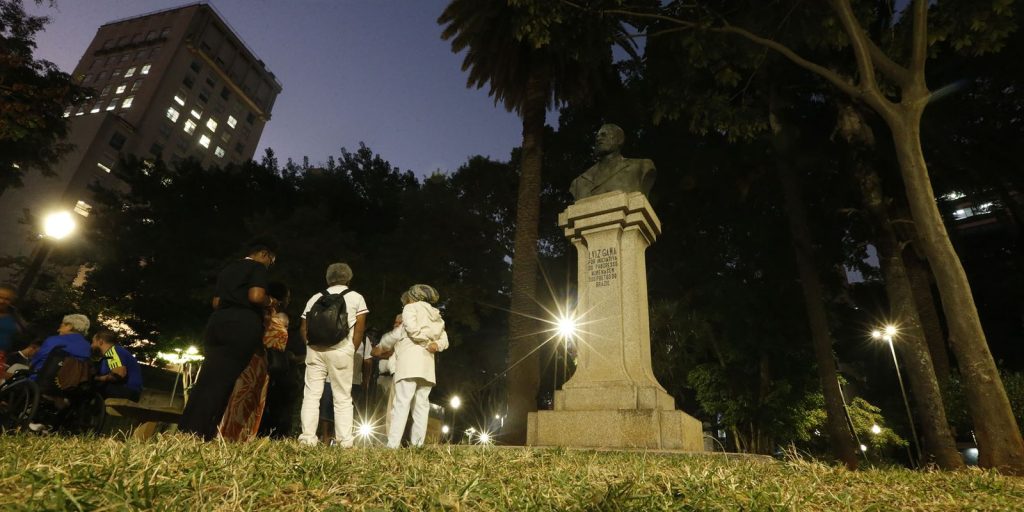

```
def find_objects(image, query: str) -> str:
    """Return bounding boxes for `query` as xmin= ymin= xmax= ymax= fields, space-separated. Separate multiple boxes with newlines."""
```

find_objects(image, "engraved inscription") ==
xmin=586 ymin=247 xmax=618 ymax=287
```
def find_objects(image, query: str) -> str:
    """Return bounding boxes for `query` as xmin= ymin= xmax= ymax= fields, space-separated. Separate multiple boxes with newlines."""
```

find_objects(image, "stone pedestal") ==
xmin=527 ymin=191 xmax=702 ymax=450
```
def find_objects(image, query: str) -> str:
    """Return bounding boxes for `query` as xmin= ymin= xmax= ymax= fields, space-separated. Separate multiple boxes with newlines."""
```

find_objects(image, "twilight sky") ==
xmin=27 ymin=0 xmax=525 ymax=176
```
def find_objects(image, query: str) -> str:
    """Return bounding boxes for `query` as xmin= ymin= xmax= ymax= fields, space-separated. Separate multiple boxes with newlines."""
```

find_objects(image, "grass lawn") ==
xmin=0 ymin=435 xmax=1021 ymax=511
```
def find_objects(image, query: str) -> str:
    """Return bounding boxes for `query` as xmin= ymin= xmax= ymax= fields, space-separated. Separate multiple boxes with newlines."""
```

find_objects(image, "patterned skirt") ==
xmin=218 ymin=350 xmax=269 ymax=442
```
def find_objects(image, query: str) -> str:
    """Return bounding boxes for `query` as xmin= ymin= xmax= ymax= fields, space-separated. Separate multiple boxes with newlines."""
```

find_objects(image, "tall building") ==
xmin=0 ymin=2 xmax=281 ymax=282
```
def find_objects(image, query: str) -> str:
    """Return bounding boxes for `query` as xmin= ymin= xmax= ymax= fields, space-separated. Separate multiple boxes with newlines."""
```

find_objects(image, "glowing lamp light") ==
xmin=871 ymin=329 xmax=883 ymax=340
xmin=556 ymin=315 xmax=577 ymax=339
xmin=860 ymin=444 xmax=868 ymax=453
xmin=186 ymin=346 xmax=199 ymax=355
xmin=441 ymin=425 xmax=450 ymax=434
xmin=357 ymin=422 xmax=374 ymax=438
xmin=870 ymin=424 xmax=882 ymax=435
xmin=884 ymin=325 xmax=897 ymax=338
xmin=43 ymin=211 xmax=76 ymax=240
xmin=449 ymin=396 xmax=461 ymax=410
xmin=477 ymin=432 xmax=491 ymax=444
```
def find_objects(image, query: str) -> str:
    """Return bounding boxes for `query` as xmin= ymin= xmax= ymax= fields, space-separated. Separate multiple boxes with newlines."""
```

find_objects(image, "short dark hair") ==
xmin=93 ymin=329 xmax=119 ymax=345
xmin=247 ymin=236 xmax=279 ymax=256
xmin=267 ymin=281 xmax=289 ymax=302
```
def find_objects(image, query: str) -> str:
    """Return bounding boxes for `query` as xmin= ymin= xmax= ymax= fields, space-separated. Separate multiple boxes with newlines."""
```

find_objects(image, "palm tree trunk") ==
xmin=888 ymin=110 xmax=1024 ymax=473
xmin=504 ymin=65 xmax=547 ymax=444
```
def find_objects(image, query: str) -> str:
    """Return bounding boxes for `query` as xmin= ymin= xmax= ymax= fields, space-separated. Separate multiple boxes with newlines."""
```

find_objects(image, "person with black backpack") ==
xmin=297 ymin=262 xmax=368 ymax=447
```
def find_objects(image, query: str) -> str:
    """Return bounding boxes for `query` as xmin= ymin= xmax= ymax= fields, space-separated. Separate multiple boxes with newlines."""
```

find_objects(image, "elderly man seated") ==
xmin=0 ymin=338 xmax=42 ymax=383
xmin=27 ymin=314 xmax=94 ymax=432
xmin=91 ymin=329 xmax=143 ymax=402
xmin=30 ymin=314 xmax=93 ymax=375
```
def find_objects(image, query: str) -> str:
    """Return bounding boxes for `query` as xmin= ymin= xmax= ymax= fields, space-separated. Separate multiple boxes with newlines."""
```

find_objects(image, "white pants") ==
xmin=387 ymin=377 xmax=432 ymax=448
xmin=299 ymin=343 xmax=354 ymax=447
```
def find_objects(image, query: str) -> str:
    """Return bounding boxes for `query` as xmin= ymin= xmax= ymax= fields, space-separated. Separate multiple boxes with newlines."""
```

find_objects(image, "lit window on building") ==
xmin=75 ymin=107 xmax=85 ymax=116
xmin=63 ymin=107 xmax=72 ymax=118
xmin=215 ymin=146 xmax=225 ymax=158
xmin=125 ymin=67 xmax=136 ymax=78
xmin=141 ymin=64 xmax=151 ymax=75
xmin=944 ymin=191 xmax=966 ymax=201
xmin=74 ymin=200 xmax=92 ymax=217
xmin=90 ymin=103 xmax=101 ymax=114
xmin=952 ymin=208 xmax=973 ymax=220
xmin=190 ymin=108 xmax=203 ymax=120
xmin=96 ymin=162 xmax=112 ymax=173
xmin=174 ymin=94 xmax=186 ymax=106
xmin=116 ymin=84 xmax=126 ymax=94
xmin=166 ymin=107 xmax=180 ymax=122
xmin=106 ymin=99 xmax=117 ymax=111
xmin=206 ymin=118 xmax=218 ymax=132
xmin=977 ymin=202 xmax=994 ymax=213
xmin=122 ymin=96 xmax=134 ymax=109
xmin=199 ymin=135 xmax=211 ymax=148
xmin=184 ymin=119 xmax=197 ymax=135
xmin=227 ymin=115 xmax=237 ymax=128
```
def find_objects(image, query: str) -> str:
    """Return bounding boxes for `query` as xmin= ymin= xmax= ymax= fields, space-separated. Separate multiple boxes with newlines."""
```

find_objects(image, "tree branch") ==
xmin=910 ymin=0 xmax=928 ymax=80
xmin=597 ymin=7 xmax=864 ymax=100
xmin=865 ymin=37 xmax=912 ymax=86
xmin=827 ymin=0 xmax=896 ymax=116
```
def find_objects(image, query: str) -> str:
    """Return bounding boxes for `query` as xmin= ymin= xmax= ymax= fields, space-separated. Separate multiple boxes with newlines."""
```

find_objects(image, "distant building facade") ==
xmin=0 ymin=2 xmax=281 ymax=279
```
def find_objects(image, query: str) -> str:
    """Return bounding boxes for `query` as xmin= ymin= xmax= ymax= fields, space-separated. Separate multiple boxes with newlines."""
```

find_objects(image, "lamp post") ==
xmin=16 ymin=210 xmax=78 ymax=298
xmin=872 ymin=325 xmax=922 ymax=467
xmin=449 ymin=395 xmax=461 ymax=443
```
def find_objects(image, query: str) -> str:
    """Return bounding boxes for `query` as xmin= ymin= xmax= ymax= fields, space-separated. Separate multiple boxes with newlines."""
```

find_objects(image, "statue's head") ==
xmin=595 ymin=124 xmax=625 ymax=156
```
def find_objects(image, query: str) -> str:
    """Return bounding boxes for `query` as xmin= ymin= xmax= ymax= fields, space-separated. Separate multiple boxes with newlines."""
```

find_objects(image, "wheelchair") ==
xmin=0 ymin=349 xmax=107 ymax=435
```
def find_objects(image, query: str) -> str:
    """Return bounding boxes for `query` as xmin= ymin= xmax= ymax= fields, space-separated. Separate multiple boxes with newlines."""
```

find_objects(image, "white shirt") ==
xmin=301 ymin=285 xmax=369 ymax=348
xmin=352 ymin=335 xmax=373 ymax=384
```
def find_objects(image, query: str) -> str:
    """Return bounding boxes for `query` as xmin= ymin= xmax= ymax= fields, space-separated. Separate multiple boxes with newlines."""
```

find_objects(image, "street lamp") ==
xmin=17 ymin=210 xmax=79 ymax=298
xmin=449 ymin=395 xmax=461 ymax=443
xmin=872 ymin=324 xmax=922 ymax=467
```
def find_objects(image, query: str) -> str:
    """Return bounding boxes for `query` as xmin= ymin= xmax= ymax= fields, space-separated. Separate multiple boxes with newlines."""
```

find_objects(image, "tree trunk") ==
xmin=771 ymin=107 xmax=859 ymax=469
xmin=902 ymin=247 xmax=953 ymax=383
xmin=504 ymin=66 xmax=547 ymax=445
xmin=849 ymin=167 xmax=963 ymax=469
xmin=887 ymin=110 xmax=1024 ymax=473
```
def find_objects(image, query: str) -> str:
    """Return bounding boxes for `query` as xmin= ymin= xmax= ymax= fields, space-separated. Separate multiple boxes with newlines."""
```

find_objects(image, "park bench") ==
xmin=104 ymin=398 xmax=182 ymax=440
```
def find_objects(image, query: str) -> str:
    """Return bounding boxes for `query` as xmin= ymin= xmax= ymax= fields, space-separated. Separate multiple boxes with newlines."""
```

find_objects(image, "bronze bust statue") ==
xmin=569 ymin=124 xmax=656 ymax=201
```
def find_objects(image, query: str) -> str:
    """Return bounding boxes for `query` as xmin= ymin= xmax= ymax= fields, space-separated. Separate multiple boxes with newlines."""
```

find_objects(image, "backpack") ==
xmin=305 ymin=288 xmax=353 ymax=347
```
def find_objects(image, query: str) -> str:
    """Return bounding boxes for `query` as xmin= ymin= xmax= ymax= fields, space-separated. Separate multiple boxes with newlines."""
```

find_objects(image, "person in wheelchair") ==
xmin=91 ymin=329 xmax=142 ymax=402
xmin=29 ymin=314 xmax=92 ymax=376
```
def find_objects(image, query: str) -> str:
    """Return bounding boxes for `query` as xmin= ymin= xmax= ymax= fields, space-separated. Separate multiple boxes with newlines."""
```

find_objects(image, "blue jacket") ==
xmin=30 ymin=333 xmax=92 ymax=372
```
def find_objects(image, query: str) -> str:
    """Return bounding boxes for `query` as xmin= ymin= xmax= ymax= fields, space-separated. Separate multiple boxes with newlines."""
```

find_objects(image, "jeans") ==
xmin=298 ymin=342 xmax=355 ymax=446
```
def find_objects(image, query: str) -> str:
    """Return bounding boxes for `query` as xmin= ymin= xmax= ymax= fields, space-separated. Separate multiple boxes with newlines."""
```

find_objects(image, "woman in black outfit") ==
xmin=178 ymin=239 xmax=277 ymax=440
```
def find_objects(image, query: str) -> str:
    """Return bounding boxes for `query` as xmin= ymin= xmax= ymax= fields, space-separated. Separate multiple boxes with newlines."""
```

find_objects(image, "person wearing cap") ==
xmin=373 ymin=284 xmax=448 ymax=448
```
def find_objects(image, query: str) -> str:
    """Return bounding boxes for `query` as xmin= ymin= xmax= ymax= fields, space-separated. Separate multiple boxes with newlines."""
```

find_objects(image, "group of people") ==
xmin=178 ymin=239 xmax=449 ymax=447
xmin=0 ymin=283 xmax=144 ymax=424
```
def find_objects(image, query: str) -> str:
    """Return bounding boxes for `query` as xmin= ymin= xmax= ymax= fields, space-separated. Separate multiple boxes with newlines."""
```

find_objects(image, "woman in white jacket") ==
xmin=374 ymin=284 xmax=448 ymax=448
